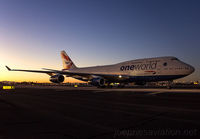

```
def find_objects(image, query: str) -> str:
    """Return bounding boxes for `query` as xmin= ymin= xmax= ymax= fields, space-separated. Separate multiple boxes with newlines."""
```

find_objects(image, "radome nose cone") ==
xmin=188 ymin=64 xmax=195 ymax=74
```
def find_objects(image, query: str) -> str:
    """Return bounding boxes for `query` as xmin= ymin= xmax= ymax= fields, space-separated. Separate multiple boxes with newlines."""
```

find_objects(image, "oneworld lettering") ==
xmin=120 ymin=62 xmax=157 ymax=71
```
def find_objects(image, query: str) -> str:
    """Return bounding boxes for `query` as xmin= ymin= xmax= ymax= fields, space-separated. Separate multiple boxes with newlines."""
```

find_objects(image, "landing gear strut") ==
xmin=167 ymin=80 xmax=173 ymax=89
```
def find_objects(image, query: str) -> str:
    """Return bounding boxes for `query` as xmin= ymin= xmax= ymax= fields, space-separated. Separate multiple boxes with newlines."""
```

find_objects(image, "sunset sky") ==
xmin=0 ymin=0 xmax=200 ymax=83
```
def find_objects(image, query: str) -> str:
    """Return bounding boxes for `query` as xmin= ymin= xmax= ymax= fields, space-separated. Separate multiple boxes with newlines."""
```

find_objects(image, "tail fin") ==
xmin=60 ymin=51 xmax=77 ymax=70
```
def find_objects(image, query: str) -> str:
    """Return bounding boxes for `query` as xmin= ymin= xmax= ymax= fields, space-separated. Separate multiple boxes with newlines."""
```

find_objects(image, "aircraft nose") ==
xmin=189 ymin=65 xmax=195 ymax=74
xmin=190 ymin=66 xmax=195 ymax=73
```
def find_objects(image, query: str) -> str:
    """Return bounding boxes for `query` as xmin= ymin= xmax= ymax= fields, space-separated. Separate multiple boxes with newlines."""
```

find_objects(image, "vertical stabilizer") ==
xmin=60 ymin=51 xmax=77 ymax=70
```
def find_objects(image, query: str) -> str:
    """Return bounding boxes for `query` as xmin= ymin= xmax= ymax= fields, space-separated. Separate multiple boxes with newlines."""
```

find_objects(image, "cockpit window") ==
xmin=171 ymin=58 xmax=178 ymax=60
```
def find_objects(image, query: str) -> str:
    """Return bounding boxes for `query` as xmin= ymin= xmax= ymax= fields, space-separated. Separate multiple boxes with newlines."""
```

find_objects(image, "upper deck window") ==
xmin=171 ymin=58 xmax=178 ymax=61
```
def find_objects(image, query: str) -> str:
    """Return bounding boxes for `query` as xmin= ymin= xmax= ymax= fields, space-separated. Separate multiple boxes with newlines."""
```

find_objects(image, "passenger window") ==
xmin=163 ymin=62 xmax=167 ymax=66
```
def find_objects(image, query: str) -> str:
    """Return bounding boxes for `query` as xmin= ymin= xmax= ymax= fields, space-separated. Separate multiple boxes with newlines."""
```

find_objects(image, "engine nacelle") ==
xmin=50 ymin=74 xmax=65 ymax=83
xmin=89 ymin=78 xmax=105 ymax=87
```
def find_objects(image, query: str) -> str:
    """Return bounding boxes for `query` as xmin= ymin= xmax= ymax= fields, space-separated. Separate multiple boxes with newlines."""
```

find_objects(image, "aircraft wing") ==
xmin=6 ymin=66 xmax=55 ymax=73
xmin=5 ymin=66 xmax=59 ymax=76
xmin=5 ymin=66 xmax=128 ymax=80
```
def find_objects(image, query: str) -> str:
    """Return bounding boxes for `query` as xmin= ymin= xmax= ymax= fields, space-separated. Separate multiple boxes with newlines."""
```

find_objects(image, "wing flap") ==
xmin=60 ymin=70 xmax=129 ymax=81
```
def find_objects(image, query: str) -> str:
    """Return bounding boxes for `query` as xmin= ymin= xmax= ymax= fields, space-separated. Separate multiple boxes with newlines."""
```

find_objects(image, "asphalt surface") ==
xmin=0 ymin=86 xmax=200 ymax=139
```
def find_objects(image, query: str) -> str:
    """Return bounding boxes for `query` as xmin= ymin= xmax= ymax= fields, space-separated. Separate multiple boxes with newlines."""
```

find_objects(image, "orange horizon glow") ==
xmin=0 ymin=77 xmax=86 ymax=83
xmin=0 ymin=43 xmax=86 ymax=83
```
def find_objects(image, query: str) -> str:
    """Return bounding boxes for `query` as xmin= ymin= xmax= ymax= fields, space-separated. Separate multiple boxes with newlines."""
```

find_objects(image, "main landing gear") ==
xmin=167 ymin=80 xmax=173 ymax=89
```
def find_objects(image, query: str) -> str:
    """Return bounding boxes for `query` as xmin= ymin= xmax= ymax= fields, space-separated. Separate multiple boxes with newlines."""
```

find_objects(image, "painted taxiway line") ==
xmin=13 ymin=85 xmax=200 ymax=93
xmin=92 ymin=88 xmax=200 ymax=93
xmin=147 ymin=91 xmax=166 ymax=95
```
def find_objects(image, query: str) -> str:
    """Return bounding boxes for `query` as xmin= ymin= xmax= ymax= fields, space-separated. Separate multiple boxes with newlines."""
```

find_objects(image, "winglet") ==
xmin=5 ymin=66 xmax=11 ymax=71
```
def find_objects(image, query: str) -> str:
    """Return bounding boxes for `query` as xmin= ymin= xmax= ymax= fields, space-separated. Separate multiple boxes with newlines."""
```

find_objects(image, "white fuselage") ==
xmin=67 ymin=56 xmax=194 ymax=83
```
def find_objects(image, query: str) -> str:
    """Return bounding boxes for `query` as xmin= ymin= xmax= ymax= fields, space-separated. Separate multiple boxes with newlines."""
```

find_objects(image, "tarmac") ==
xmin=0 ymin=86 xmax=200 ymax=139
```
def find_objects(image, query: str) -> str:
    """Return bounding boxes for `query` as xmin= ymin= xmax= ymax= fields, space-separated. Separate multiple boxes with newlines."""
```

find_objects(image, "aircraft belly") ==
xmin=129 ymin=74 xmax=187 ymax=82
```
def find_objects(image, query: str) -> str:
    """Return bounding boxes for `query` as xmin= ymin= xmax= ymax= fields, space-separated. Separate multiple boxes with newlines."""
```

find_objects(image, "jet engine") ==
xmin=90 ymin=77 xmax=105 ymax=87
xmin=50 ymin=74 xmax=65 ymax=83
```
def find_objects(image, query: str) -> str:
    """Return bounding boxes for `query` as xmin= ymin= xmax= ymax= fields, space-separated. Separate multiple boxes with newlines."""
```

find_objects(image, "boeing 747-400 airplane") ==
xmin=6 ymin=51 xmax=195 ymax=87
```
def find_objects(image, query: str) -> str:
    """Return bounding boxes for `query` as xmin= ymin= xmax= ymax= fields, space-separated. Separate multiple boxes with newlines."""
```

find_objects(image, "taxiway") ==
xmin=0 ymin=86 xmax=199 ymax=138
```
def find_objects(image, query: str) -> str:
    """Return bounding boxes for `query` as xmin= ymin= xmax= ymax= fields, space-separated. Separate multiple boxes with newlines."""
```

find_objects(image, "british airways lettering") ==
xmin=120 ymin=61 xmax=157 ymax=71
